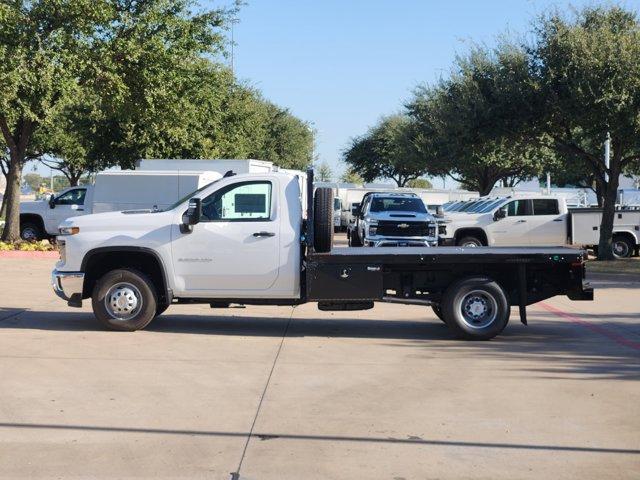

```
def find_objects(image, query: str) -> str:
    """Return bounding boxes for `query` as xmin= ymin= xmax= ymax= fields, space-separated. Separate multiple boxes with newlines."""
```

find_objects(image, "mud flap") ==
xmin=518 ymin=264 xmax=527 ymax=325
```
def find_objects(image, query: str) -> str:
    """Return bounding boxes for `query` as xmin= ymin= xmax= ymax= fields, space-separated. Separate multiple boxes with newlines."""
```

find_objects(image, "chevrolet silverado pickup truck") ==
xmin=52 ymin=169 xmax=593 ymax=340
xmin=348 ymin=192 xmax=438 ymax=247
xmin=440 ymin=195 xmax=640 ymax=258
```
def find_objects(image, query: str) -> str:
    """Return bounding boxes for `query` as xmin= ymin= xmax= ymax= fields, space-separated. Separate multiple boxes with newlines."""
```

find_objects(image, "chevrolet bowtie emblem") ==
xmin=398 ymin=223 xmax=409 ymax=228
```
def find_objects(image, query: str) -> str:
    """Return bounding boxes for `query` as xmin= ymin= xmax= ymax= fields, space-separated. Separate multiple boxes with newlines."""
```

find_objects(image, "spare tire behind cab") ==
xmin=313 ymin=187 xmax=334 ymax=253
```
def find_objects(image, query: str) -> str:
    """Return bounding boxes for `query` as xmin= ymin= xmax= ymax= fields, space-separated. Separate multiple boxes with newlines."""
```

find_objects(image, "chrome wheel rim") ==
xmin=612 ymin=241 xmax=629 ymax=258
xmin=456 ymin=290 xmax=497 ymax=329
xmin=462 ymin=241 xmax=480 ymax=248
xmin=21 ymin=227 xmax=38 ymax=241
xmin=104 ymin=282 xmax=143 ymax=321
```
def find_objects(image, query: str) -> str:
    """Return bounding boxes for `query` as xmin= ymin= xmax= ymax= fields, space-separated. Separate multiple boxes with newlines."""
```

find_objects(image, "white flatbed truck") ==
xmin=52 ymin=169 xmax=593 ymax=340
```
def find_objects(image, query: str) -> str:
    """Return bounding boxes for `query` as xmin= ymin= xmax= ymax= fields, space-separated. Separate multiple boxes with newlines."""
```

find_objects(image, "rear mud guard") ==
xmin=518 ymin=264 xmax=528 ymax=325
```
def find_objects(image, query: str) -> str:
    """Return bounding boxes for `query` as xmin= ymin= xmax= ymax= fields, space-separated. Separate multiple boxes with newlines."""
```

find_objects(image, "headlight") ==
xmin=58 ymin=226 xmax=80 ymax=236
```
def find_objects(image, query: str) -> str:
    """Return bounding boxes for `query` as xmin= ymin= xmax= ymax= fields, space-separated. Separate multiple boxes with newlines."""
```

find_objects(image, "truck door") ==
xmin=527 ymin=199 xmax=566 ymax=246
xmin=46 ymin=188 xmax=87 ymax=234
xmin=170 ymin=179 xmax=280 ymax=295
xmin=486 ymin=199 xmax=530 ymax=246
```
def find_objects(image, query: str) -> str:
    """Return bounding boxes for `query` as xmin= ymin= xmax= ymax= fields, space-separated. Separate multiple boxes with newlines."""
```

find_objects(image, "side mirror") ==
xmin=48 ymin=194 xmax=55 ymax=209
xmin=351 ymin=206 xmax=360 ymax=216
xmin=494 ymin=208 xmax=506 ymax=221
xmin=181 ymin=198 xmax=202 ymax=232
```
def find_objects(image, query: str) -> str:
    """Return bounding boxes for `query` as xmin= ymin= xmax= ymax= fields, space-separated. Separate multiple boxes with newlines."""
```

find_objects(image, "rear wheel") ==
xmin=313 ymin=187 xmax=334 ymax=253
xmin=456 ymin=236 xmax=483 ymax=247
xmin=612 ymin=235 xmax=633 ymax=259
xmin=441 ymin=276 xmax=509 ymax=340
xmin=92 ymin=269 xmax=158 ymax=331
xmin=20 ymin=222 xmax=44 ymax=241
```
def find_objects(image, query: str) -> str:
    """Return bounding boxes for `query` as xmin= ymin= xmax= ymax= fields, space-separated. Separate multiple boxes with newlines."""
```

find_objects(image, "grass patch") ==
xmin=587 ymin=257 xmax=640 ymax=275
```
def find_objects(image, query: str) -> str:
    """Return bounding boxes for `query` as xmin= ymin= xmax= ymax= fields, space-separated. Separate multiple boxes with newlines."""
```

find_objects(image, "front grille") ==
xmin=377 ymin=220 xmax=431 ymax=237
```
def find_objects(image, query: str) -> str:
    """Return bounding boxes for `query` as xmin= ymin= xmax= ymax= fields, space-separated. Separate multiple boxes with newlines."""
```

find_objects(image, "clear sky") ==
xmin=216 ymin=0 xmax=636 ymax=184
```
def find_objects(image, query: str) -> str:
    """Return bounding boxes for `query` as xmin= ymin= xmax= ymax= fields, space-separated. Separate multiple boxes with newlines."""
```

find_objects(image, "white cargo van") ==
xmin=19 ymin=170 xmax=220 ymax=240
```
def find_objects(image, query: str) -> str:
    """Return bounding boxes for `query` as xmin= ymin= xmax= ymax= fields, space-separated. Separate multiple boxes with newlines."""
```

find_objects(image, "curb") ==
xmin=0 ymin=251 xmax=59 ymax=259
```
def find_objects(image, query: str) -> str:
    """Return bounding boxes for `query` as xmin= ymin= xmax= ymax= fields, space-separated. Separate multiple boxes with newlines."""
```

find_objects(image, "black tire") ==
xmin=91 ymin=269 xmax=158 ymax=331
xmin=431 ymin=304 xmax=445 ymax=323
xmin=313 ymin=187 xmax=334 ymax=253
xmin=612 ymin=235 xmax=633 ymax=259
xmin=441 ymin=276 xmax=509 ymax=340
xmin=20 ymin=222 xmax=44 ymax=241
xmin=456 ymin=236 xmax=484 ymax=247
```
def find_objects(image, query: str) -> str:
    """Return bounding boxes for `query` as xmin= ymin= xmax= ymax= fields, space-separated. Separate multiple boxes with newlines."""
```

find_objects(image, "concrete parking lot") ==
xmin=0 ymin=257 xmax=639 ymax=479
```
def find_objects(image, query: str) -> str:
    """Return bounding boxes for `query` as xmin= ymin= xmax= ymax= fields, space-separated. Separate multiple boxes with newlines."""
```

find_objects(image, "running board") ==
xmin=381 ymin=296 xmax=434 ymax=306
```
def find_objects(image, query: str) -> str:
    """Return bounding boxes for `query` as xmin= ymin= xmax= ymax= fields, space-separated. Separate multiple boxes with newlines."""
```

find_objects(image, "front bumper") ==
xmin=52 ymin=269 xmax=84 ymax=307
xmin=364 ymin=236 xmax=438 ymax=247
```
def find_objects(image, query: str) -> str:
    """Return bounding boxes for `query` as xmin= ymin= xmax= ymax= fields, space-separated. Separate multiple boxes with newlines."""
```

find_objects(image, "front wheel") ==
xmin=92 ymin=269 xmax=158 ymax=331
xmin=441 ymin=276 xmax=509 ymax=340
xmin=20 ymin=222 xmax=44 ymax=241
xmin=456 ymin=236 xmax=483 ymax=247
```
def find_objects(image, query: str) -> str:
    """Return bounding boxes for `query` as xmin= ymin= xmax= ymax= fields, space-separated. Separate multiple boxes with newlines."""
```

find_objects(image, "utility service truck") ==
xmin=52 ymin=169 xmax=593 ymax=341
xmin=440 ymin=195 xmax=640 ymax=258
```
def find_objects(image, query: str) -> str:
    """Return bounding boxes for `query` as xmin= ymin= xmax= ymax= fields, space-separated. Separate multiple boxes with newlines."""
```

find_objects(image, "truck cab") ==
xmin=20 ymin=186 xmax=92 ymax=240
xmin=441 ymin=196 xmax=568 ymax=247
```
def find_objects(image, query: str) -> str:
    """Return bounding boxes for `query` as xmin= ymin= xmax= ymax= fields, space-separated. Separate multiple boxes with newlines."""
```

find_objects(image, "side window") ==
xmin=504 ymin=200 xmax=529 ymax=217
xmin=532 ymin=199 xmax=559 ymax=215
xmin=201 ymin=181 xmax=272 ymax=221
xmin=55 ymin=189 xmax=86 ymax=206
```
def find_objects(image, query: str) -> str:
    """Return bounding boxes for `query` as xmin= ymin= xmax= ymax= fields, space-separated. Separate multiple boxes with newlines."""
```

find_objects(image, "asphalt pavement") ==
xmin=0 ymin=257 xmax=638 ymax=479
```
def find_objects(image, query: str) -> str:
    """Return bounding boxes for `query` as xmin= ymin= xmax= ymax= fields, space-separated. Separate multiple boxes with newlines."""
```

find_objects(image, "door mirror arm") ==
xmin=48 ymin=194 xmax=56 ymax=209
xmin=493 ymin=209 xmax=506 ymax=221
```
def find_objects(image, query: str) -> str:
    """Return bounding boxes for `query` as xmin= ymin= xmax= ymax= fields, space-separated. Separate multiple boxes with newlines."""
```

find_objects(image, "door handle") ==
xmin=516 ymin=220 xmax=527 ymax=223
xmin=553 ymin=218 xmax=563 ymax=222
xmin=253 ymin=231 xmax=275 ymax=237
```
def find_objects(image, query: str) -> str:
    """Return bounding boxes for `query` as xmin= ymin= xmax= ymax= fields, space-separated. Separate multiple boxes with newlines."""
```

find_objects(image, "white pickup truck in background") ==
xmin=439 ymin=195 xmax=640 ymax=257
xmin=19 ymin=170 xmax=220 ymax=240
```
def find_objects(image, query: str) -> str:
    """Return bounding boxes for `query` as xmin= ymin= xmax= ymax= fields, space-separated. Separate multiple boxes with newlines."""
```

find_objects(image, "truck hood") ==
xmin=60 ymin=209 xmax=174 ymax=234
xmin=20 ymin=200 xmax=48 ymax=214
xmin=369 ymin=211 xmax=434 ymax=222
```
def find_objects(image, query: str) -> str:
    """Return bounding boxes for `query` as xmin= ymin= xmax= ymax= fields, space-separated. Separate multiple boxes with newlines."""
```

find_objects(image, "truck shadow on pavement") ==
xmin=2 ymin=308 xmax=638 ymax=380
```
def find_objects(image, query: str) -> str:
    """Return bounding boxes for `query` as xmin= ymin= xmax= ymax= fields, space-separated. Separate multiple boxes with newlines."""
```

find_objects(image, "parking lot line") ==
xmin=539 ymin=302 xmax=640 ymax=351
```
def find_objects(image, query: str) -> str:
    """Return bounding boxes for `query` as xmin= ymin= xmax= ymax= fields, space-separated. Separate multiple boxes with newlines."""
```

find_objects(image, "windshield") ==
xmin=476 ymin=198 xmax=506 ymax=213
xmin=465 ymin=199 xmax=495 ymax=213
xmin=370 ymin=197 xmax=426 ymax=213
xmin=164 ymin=180 xmax=220 ymax=211
xmin=457 ymin=200 xmax=483 ymax=212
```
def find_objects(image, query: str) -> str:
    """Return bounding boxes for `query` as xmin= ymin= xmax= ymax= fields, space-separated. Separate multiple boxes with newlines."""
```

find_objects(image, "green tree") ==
xmin=340 ymin=168 xmax=364 ymax=184
xmin=316 ymin=162 xmax=333 ymax=182
xmin=344 ymin=114 xmax=431 ymax=187
xmin=0 ymin=0 xmax=235 ymax=241
xmin=410 ymin=6 xmax=640 ymax=258
xmin=407 ymin=178 xmax=433 ymax=189
xmin=408 ymin=45 xmax=546 ymax=195
xmin=23 ymin=173 xmax=43 ymax=193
